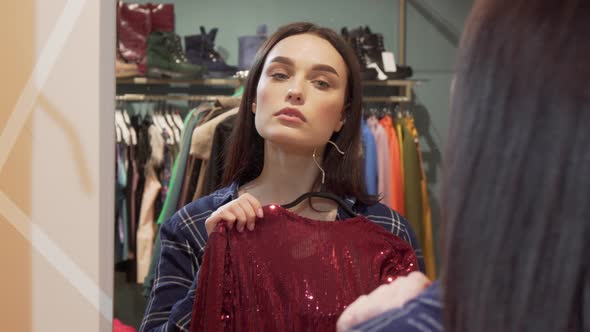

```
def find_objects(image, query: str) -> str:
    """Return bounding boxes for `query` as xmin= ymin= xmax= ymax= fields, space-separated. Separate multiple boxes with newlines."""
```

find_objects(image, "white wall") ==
xmin=0 ymin=0 xmax=115 ymax=331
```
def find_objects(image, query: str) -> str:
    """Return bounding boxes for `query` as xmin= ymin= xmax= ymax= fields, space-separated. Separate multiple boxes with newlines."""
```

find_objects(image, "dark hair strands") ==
xmin=442 ymin=1 xmax=590 ymax=331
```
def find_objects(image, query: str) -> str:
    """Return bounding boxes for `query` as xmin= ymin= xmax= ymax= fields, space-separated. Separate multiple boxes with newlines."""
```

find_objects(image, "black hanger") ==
xmin=281 ymin=192 xmax=357 ymax=218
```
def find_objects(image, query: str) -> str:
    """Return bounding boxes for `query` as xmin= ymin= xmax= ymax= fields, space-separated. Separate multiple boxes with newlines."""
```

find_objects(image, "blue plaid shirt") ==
xmin=140 ymin=182 xmax=425 ymax=332
xmin=349 ymin=281 xmax=442 ymax=332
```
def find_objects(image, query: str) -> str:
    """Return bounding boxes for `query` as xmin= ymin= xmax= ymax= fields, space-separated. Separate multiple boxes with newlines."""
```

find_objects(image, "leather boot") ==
xmin=361 ymin=27 xmax=413 ymax=79
xmin=146 ymin=31 xmax=204 ymax=79
xmin=341 ymin=27 xmax=378 ymax=80
xmin=343 ymin=26 xmax=413 ymax=80
xmin=185 ymin=26 xmax=238 ymax=78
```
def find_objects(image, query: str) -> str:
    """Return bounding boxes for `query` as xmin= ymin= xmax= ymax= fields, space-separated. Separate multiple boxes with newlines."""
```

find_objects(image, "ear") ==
xmin=252 ymin=102 xmax=257 ymax=114
xmin=334 ymin=104 xmax=349 ymax=133
xmin=334 ymin=118 xmax=346 ymax=133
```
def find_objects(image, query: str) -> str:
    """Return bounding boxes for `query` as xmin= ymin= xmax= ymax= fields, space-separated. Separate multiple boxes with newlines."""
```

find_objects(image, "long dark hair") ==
xmin=222 ymin=22 xmax=378 ymax=205
xmin=442 ymin=1 xmax=589 ymax=331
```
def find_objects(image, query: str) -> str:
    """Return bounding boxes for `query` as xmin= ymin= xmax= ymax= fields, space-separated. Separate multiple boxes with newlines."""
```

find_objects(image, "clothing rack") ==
xmin=116 ymin=79 xmax=423 ymax=103
xmin=116 ymin=94 xmax=231 ymax=102
xmin=116 ymin=94 xmax=414 ymax=103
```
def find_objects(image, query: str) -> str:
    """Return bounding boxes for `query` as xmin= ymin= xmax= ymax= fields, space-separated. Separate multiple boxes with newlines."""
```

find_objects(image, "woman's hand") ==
xmin=336 ymin=271 xmax=431 ymax=332
xmin=204 ymin=193 xmax=264 ymax=236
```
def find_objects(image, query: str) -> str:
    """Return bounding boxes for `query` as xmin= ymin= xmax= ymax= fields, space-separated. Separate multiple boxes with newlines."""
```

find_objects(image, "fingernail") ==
xmin=238 ymin=226 xmax=244 ymax=232
xmin=257 ymin=208 xmax=264 ymax=218
xmin=248 ymin=223 xmax=254 ymax=231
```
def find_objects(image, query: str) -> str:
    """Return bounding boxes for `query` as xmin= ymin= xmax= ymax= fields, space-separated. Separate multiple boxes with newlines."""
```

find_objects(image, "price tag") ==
xmin=382 ymin=52 xmax=397 ymax=73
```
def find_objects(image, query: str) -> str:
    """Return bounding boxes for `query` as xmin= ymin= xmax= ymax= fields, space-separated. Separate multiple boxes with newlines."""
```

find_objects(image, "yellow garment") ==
xmin=404 ymin=117 xmax=436 ymax=279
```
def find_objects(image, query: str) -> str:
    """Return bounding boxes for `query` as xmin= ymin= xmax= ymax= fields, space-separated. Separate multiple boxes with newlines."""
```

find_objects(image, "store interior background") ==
xmin=0 ymin=1 xmax=474 ymax=331
xmin=115 ymin=0 xmax=473 ymax=328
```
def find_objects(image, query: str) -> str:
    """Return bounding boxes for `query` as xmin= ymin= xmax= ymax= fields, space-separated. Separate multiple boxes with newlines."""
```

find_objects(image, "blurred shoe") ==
xmin=185 ymin=26 xmax=237 ymax=78
xmin=342 ymin=26 xmax=413 ymax=80
xmin=146 ymin=31 xmax=204 ymax=79
xmin=342 ymin=27 xmax=378 ymax=80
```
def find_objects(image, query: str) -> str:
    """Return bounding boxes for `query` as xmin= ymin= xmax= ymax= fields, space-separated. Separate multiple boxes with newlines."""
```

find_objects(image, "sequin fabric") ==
xmin=190 ymin=205 xmax=418 ymax=331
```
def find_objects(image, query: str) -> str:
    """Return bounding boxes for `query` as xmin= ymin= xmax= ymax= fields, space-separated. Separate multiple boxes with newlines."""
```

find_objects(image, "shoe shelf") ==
xmin=362 ymin=79 xmax=425 ymax=103
xmin=116 ymin=77 xmax=426 ymax=103
xmin=117 ymin=77 xmax=241 ymax=86
xmin=116 ymin=76 xmax=240 ymax=97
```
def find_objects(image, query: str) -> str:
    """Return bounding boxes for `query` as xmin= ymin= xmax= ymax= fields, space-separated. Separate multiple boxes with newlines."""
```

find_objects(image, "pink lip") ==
xmin=274 ymin=107 xmax=307 ymax=122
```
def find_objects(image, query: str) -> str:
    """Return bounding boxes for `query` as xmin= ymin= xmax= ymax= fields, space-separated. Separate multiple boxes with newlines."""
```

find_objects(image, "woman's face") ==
xmin=254 ymin=33 xmax=348 ymax=152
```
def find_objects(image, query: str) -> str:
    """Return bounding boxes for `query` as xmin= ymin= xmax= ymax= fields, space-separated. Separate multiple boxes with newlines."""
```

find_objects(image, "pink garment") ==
xmin=136 ymin=171 xmax=161 ymax=283
xmin=367 ymin=116 xmax=392 ymax=205
xmin=113 ymin=319 xmax=137 ymax=332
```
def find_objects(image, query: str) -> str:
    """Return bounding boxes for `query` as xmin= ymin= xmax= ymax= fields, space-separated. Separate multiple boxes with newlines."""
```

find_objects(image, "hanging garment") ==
xmin=155 ymin=106 xmax=205 ymax=226
xmin=131 ymin=115 xmax=153 ymax=237
xmin=127 ymin=144 xmax=140 ymax=261
xmin=191 ymin=108 xmax=239 ymax=200
xmin=180 ymin=109 xmax=224 ymax=206
xmin=401 ymin=120 xmax=423 ymax=250
xmin=396 ymin=116 xmax=405 ymax=182
xmin=404 ymin=117 xmax=436 ymax=279
xmin=190 ymin=205 xmax=418 ymax=332
xmin=361 ymin=120 xmax=378 ymax=195
xmin=367 ymin=116 xmax=392 ymax=205
xmin=144 ymin=99 xmax=239 ymax=290
xmin=379 ymin=115 xmax=405 ymax=215
xmin=115 ymin=143 xmax=129 ymax=263
xmin=159 ymin=130 xmax=173 ymax=208
xmin=136 ymin=170 xmax=162 ymax=284
xmin=180 ymin=155 xmax=202 ymax=208
xmin=201 ymin=114 xmax=237 ymax=196
xmin=113 ymin=318 xmax=137 ymax=332
xmin=137 ymin=124 xmax=165 ymax=285
xmin=180 ymin=98 xmax=241 ymax=206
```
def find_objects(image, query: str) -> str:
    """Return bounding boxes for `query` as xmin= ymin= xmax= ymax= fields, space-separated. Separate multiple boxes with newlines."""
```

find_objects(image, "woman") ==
xmin=140 ymin=22 xmax=424 ymax=332
xmin=337 ymin=0 xmax=589 ymax=331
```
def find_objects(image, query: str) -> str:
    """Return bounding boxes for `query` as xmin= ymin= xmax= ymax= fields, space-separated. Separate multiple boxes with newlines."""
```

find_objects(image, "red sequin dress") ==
xmin=190 ymin=205 xmax=418 ymax=331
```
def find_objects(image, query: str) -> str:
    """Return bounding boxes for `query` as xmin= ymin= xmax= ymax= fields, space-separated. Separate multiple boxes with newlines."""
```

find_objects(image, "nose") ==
xmin=286 ymin=87 xmax=304 ymax=104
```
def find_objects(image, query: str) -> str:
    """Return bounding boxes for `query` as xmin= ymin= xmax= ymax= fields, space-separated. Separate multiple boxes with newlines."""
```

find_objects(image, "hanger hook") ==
xmin=312 ymin=148 xmax=326 ymax=185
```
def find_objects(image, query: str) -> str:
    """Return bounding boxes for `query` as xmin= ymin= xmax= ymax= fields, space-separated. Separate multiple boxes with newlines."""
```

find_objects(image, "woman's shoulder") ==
xmin=357 ymin=201 xmax=408 ymax=230
xmin=354 ymin=201 xmax=423 ymax=258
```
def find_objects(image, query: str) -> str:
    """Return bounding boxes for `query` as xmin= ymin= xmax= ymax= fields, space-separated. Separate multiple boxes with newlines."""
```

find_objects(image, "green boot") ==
xmin=146 ymin=31 xmax=205 ymax=79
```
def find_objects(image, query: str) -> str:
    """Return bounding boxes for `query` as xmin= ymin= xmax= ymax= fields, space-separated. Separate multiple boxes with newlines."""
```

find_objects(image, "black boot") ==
xmin=362 ymin=27 xmax=413 ymax=79
xmin=341 ymin=27 xmax=378 ymax=80
xmin=185 ymin=26 xmax=238 ymax=78
xmin=146 ymin=31 xmax=204 ymax=79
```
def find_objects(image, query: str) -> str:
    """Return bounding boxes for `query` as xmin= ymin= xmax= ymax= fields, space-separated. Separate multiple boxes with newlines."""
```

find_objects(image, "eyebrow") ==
xmin=269 ymin=56 xmax=340 ymax=77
